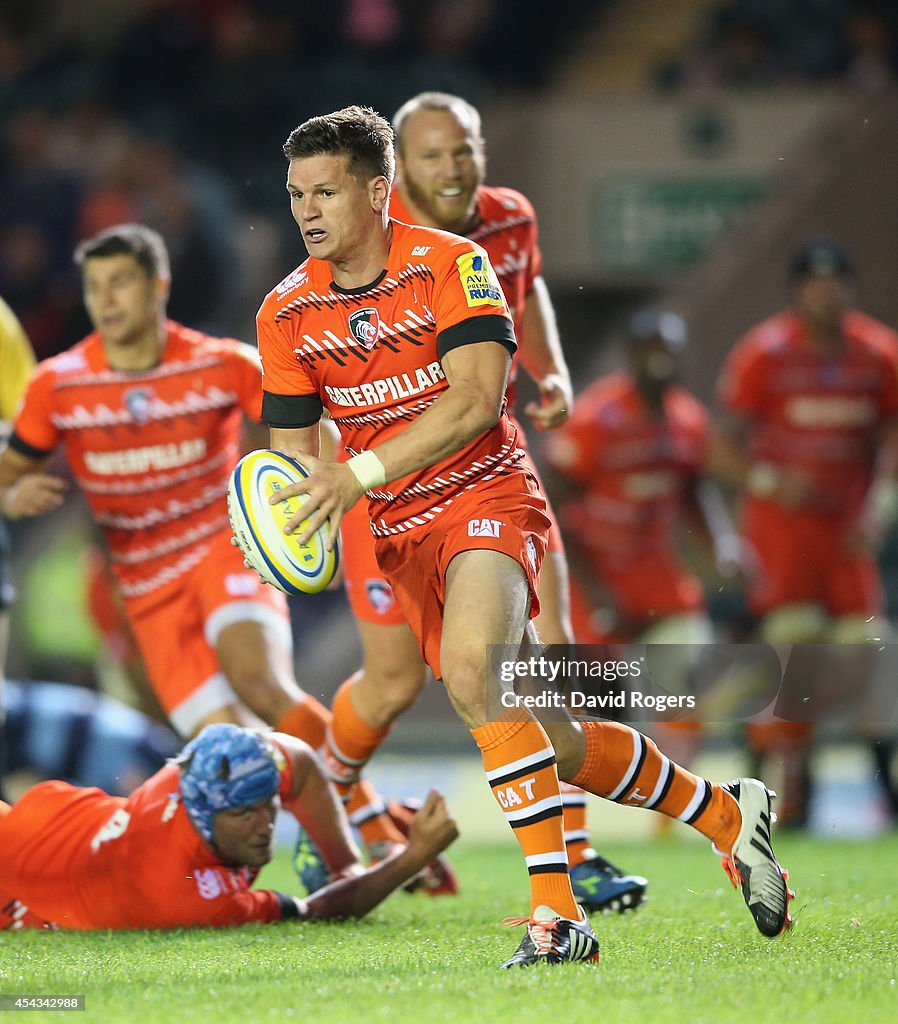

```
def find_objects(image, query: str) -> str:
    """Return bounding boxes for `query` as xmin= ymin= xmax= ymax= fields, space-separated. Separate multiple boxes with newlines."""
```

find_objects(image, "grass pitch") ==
xmin=1 ymin=834 xmax=895 ymax=1024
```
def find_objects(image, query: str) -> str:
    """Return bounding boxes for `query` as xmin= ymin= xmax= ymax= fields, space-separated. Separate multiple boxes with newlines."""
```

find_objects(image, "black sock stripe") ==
xmin=489 ymin=754 xmax=556 ymax=790
xmin=527 ymin=862 xmax=569 ymax=876
xmin=614 ymin=733 xmax=647 ymax=803
xmin=684 ymin=779 xmax=713 ymax=825
xmin=509 ymin=805 xmax=564 ymax=829
xmin=644 ymin=761 xmax=675 ymax=810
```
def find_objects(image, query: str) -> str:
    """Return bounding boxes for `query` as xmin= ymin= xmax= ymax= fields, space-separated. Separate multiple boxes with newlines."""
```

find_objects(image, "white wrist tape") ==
xmin=346 ymin=450 xmax=386 ymax=492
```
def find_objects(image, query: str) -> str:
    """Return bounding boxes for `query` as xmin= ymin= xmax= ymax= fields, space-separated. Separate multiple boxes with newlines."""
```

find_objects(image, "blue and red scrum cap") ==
xmin=176 ymin=724 xmax=283 ymax=845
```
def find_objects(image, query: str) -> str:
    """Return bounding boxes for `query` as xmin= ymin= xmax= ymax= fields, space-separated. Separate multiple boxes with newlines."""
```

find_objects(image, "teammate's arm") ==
xmin=270 ymin=340 xmax=511 ymax=543
xmin=300 ymin=790 xmax=458 ymax=921
xmin=708 ymin=413 xmax=813 ymax=506
xmin=0 ymin=446 xmax=66 ymax=519
xmin=516 ymin=277 xmax=573 ymax=431
xmin=273 ymin=732 xmax=363 ymax=880
xmin=854 ymin=415 xmax=898 ymax=550
xmin=684 ymin=477 xmax=742 ymax=579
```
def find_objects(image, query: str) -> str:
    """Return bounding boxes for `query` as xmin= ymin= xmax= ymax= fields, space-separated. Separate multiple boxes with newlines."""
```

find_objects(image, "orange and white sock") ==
xmin=322 ymin=675 xmax=390 ymax=799
xmin=345 ymin=778 xmax=405 ymax=847
xmin=572 ymin=720 xmax=740 ymax=853
xmin=560 ymin=783 xmax=592 ymax=867
xmin=472 ymin=717 xmax=579 ymax=919
xmin=274 ymin=694 xmax=331 ymax=750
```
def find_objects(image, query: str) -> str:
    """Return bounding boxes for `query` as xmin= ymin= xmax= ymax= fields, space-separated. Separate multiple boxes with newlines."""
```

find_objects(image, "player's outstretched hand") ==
xmin=2 ymin=474 xmax=67 ymax=519
xmin=524 ymin=373 xmax=573 ymax=432
xmin=406 ymin=790 xmax=459 ymax=859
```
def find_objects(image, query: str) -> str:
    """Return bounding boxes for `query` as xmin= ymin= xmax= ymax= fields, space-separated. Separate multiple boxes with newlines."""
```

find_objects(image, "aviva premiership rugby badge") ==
xmin=348 ymin=307 xmax=381 ymax=349
xmin=456 ymin=250 xmax=503 ymax=307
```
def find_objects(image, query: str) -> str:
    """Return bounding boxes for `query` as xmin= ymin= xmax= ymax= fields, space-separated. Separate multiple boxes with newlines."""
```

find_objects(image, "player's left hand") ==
xmin=268 ymin=449 xmax=364 ymax=549
xmin=524 ymin=373 xmax=573 ymax=431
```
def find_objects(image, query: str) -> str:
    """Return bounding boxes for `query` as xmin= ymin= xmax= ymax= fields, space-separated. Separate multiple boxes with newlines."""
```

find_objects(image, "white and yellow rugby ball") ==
xmin=227 ymin=450 xmax=340 ymax=596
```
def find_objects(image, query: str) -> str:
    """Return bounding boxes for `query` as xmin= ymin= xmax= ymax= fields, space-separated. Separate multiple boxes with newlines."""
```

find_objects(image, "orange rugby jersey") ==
xmin=1 ymin=747 xmax=297 ymax=929
xmin=390 ymin=185 xmax=541 ymax=409
xmin=10 ymin=321 xmax=261 ymax=607
xmin=257 ymin=219 xmax=525 ymax=535
xmin=719 ymin=309 xmax=898 ymax=515
xmin=544 ymin=373 xmax=709 ymax=569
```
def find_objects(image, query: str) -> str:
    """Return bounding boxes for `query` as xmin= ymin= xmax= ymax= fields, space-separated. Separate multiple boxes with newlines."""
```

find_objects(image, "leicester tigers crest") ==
xmin=348 ymin=308 xmax=381 ymax=350
xmin=124 ymin=386 xmax=155 ymax=424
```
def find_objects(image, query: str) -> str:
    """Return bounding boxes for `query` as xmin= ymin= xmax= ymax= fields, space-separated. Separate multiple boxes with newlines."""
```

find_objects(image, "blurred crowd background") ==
xmin=3 ymin=0 xmax=898 ymax=833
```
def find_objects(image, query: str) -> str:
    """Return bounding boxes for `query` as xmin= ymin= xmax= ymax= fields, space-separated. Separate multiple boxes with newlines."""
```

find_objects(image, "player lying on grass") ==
xmin=0 ymin=723 xmax=457 ymax=930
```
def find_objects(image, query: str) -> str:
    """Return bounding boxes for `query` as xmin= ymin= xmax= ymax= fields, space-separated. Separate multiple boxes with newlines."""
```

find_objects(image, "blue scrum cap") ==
xmin=176 ymin=724 xmax=282 ymax=846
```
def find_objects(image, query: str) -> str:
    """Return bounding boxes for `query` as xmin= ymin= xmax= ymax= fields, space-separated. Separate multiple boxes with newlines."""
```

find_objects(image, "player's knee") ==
xmin=440 ymin=649 xmax=489 ymax=725
xmin=760 ymin=604 xmax=829 ymax=644
xmin=226 ymin=667 xmax=294 ymax=725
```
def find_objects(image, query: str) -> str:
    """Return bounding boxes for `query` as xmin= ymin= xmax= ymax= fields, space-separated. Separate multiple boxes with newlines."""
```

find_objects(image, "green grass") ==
xmin=1 ymin=835 xmax=896 ymax=1024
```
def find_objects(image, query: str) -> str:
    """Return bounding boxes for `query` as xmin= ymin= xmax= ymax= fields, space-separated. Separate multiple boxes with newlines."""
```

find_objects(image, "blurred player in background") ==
xmin=544 ymin=309 xmax=738 ymax=648
xmin=323 ymin=91 xmax=646 ymax=913
xmin=716 ymin=239 xmax=898 ymax=824
xmin=0 ymin=722 xmax=457 ymax=931
xmin=543 ymin=309 xmax=740 ymax=791
xmin=258 ymin=106 xmax=792 ymax=966
xmin=0 ymin=224 xmax=410 ymax=861
xmin=0 ymin=297 xmax=36 ymax=802
xmin=3 ymin=678 xmax=179 ymax=796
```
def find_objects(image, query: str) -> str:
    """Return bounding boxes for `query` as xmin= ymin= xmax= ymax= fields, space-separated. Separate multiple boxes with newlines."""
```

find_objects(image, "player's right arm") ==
xmin=0 ymin=446 xmax=66 ymax=519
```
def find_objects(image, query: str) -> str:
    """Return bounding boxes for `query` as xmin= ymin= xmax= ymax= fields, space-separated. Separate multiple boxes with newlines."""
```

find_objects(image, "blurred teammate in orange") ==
xmin=0 ymin=224 xmax=407 ymax=861
xmin=543 ymin=310 xmax=740 ymax=816
xmin=0 ymin=296 xmax=36 ymax=802
xmin=0 ymin=723 xmax=457 ymax=931
xmin=256 ymin=106 xmax=792 ymax=965
xmin=323 ymin=91 xmax=644 ymax=912
xmin=716 ymin=239 xmax=898 ymax=824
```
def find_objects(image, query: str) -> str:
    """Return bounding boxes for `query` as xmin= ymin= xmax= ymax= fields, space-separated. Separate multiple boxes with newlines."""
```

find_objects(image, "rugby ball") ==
xmin=227 ymin=450 xmax=340 ymax=595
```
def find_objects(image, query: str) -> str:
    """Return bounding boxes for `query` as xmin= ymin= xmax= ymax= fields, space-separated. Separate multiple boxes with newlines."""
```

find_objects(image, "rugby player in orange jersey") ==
xmin=0 ymin=223 xmax=411 ymax=869
xmin=255 ymin=106 xmax=792 ymax=966
xmin=322 ymin=91 xmax=645 ymax=914
xmin=715 ymin=239 xmax=898 ymax=825
xmin=0 ymin=722 xmax=457 ymax=931
xmin=543 ymin=310 xmax=741 ymax=822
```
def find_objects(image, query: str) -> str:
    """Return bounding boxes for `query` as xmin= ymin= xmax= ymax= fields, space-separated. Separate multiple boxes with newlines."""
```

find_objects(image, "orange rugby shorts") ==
xmin=372 ymin=472 xmax=550 ymax=679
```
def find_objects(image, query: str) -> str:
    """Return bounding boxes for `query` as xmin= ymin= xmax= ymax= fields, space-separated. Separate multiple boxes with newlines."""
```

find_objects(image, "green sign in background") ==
xmin=594 ymin=176 xmax=767 ymax=273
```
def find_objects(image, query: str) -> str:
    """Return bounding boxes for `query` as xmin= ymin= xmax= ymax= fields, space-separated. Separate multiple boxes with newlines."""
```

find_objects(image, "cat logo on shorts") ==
xmin=348 ymin=308 xmax=381 ymax=350
xmin=456 ymin=251 xmax=503 ymax=307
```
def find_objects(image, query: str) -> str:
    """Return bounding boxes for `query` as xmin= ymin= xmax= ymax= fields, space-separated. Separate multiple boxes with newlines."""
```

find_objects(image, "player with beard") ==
xmin=322 ymin=92 xmax=646 ymax=913
xmin=256 ymin=106 xmax=792 ymax=965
